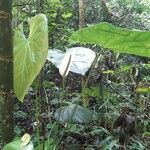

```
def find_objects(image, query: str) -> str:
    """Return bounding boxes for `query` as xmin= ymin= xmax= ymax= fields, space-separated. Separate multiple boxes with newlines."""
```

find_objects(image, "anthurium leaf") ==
xmin=47 ymin=47 xmax=96 ymax=75
xmin=66 ymin=47 xmax=96 ymax=75
xmin=14 ymin=14 xmax=48 ymax=102
xmin=54 ymin=104 xmax=96 ymax=124
xmin=47 ymin=49 xmax=64 ymax=67
xmin=70 ymin=22 xmax=150 ymax=57
xmin=3 ymin=140 xmax=34 ymax=150
xmin=3 ymin=134 xmax=33 ymax=150
xmin=3 ymin=139 xmax=21 ymax=150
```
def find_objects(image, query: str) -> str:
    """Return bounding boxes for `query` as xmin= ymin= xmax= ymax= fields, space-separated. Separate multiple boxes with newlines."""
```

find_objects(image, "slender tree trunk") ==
xmin=78 ymin=0 xmax=87 ymax=106
xmin=78 ymin=0 xmax=85 ymax=28
xmin=0 ymin=0 xmax=14 ymax=146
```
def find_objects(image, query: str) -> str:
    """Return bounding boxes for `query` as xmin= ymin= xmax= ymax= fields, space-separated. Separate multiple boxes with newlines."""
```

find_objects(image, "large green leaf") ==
xmin=3 ymin=139 xmax=21 ymax=150
xmin=14 ymin=14 xmax=48 ymax=101
xmin=3 ymin=139 xmax=34 ymax=150
xmin=70 ymin=22 xmax=150 ymax=57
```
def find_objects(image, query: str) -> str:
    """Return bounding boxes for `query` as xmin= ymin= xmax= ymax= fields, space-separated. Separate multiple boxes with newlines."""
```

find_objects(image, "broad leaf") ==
xmin=14 ymin=14 xmax=48 ymax=101
xmin=3 ymin=139 xmax=21 ymax=150
xmin=54 ymin=104 xmax=96 ymax=124
xmin=70 ymin=22 xmax=150 ymax=57
xmin=3 ymin=140 xmax=34 ymax=150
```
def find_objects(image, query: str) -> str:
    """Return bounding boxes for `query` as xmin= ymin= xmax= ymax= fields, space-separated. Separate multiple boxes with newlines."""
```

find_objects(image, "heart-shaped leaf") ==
xmin=3 ymin=135 xmax=34 ymax=150
xmin=2 ymin=139 xmax=21 ymax=150
xmin=14 ymin=14 xmax=48 ymax=101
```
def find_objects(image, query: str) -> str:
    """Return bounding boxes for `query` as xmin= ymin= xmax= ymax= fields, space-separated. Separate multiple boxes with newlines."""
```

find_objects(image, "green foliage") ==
xmin=34 ymin=139 xmax=56 ymax=150
xmin=101 ymin=136 xmax=119 ymax=150
xmin=136 ymin=87 xmax=150 ymax=93
xmin=70 ymin=22 xmax=150 ymax=57
xmin=107 ymin=0 xmax=150 ymax=29
xmin=62 ymin=13 xmax=72 ymax=19
xmin=127 ymin=138 xmax=145 ymax=150
xmin=82 ymin=87 xmax=100 ymax=97
xmin=3 ymin=139 xmax=34 ymax=150
xmin=14 ymin=14 xmax=48 ymax=101
xmin=3 ymin=133 xmax=33 ymax=150
xmin=2 ymin=139 xmax=21 ymax=150
xmin=54 ymin=104 xmax=96 ymax=124
xmin=9 ymin=1 xmax=150 ymax=150
xmin=44 ymin=0 xmax=75 ymax=49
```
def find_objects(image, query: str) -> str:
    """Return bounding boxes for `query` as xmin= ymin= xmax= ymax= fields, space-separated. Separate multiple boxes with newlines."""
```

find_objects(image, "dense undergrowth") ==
xmin=14 ymin=52 xmax=150 ymax=149
xmin=1 ymin=0 xmax=150 ymax=150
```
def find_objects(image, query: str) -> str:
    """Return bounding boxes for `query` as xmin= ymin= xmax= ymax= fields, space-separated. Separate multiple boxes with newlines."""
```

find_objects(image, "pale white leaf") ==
xmin=47 ymin=49 xmax=64 ymax=67
xmin=47 ymin=47 xmax=96 ymax=75
xmin=66 ymin=47 xmax=96 ymax=75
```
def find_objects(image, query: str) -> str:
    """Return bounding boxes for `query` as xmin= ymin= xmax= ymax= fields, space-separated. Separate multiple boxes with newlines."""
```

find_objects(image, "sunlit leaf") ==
xmin=70 ymin=22 xmax=150 ymax=57
xmin=102 ymin=70 xmax=114 ymax=74
xmin=3 ymin=134 xmax=33 ymax=150
xmin=143 ymin=132 xmax=150 ymax=136
xmin=14 ymin=14 xmax=48 ymax=101
xmin=62 ymin=13 xmax=72 ymax=19
xmin=145 ymin=63 xmax=150 ymax=68
xmin=3 ymin=139 xmax=21 ymax=150
xmin=49 ymin=0 xmax=60 ymax=3
xmin=136 ymin=87 xmax=150 ymax=93
xmin=118 ymin=65 xmax=131 ymax=72
xmin=82 ymin=86 xmax=100 ymax=97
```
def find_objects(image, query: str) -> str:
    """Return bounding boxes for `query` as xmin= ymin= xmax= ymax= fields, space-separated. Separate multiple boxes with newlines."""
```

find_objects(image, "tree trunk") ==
xmin=0 ymin=0 xmax=14 ymax=146
xmin=78 ymin=0 xmax=85 ymax=28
